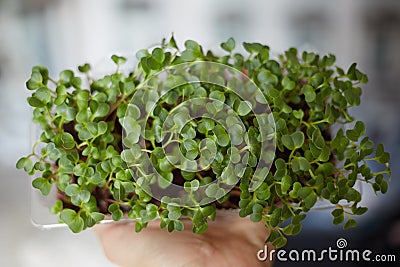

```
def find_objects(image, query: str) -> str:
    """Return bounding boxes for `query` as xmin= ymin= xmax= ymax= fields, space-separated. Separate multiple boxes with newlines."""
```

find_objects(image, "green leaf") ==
xmin=198 ymin=119 xmax=215 ymax=134
xmin=301 ymin=85 xmax=316 ymax=103
xmin=257 ymin=47 xmax=270 ymax=63
xmin=272 ymin=236 xmax=287 ymax=248
xmin=344 ymin=218 xmax=357 ymax=229
xmin=136 ymin=49 xmax=149 ymax=60
xmin=190 ymin=179 xmax=200 ymax=191
xmin=32 ymin=177 xmax=52 ymax=196
xmin=302 ymin=51 xmax=316 ymax=63
xmin=111 ymin=55 xmax=127 ymax=65
xmin=61 ymin=132 xmax=75 ymax=149
xmin=60 ymin=70 xmax=74 ymax=85
xmin=297 ymin=187 xmax=317 ymax=209
xmin=126 ymin=104 xmax=141 ymax=120
xmin=310 ymin=74 xmax=323 ymax=87
xmin=267 ymin=88 xmax=280 ymax=98
xmin=257 ymin=70 xmax=278 ymax=86
xmin=167 ymin=204 xmax=181 ymax=220
xmin=205 ymin=183 xmax=219 ymax=198
xmin=180 ymin=50 xmax=198 ymax=62
xmin=60 ymin=209 xmax=84 ymax=233
xmin=243 ymin=42 xmax=264 ymax=54
xmin=120 ymin=81 xmax=135 ymax=96
xmin=376 ymin=144 xmax=390 ymax=164
xmin=316 ymin=162 xmax=334 ymax=176
xmin=71 ymin=77 xmax=82 ymax=88
xmin=93 ymin=103 xmax=110 ymax=118
xmin=183 ymin=139 xmax=198 ymax=152
xmin=322 ymin=54 xmax=336 ymax=66
xmin=76 ymin=90 xmax=90 ymax=103
xmin=174 ymin=220 xmax=184 ymax=231
xmin=108 ymin=203 xmax=123 ymax=221
xmin=16 ymin=157 xmax=33 ymax=172
xmin=293 ymin=110 xmax=304 ymax=120
xmin=292 ymin=214 xmax=306 ymax=224
xmin=159 ymin=157 xmax=173 ymax=172
xmin=97 ymin=121 xmax=108 ymax=135
xmin=88 ymin=212 xmax=105 ymax=226
xmin=28 ymin=96 xmax=45 ymax=107
xmin=318 ymin=146 xmax=331 ymax=162
xmin=221 ymin=37 xmax=235 ymax=52
xmin=312 ymin=129 xmax=325 ymax=149
xmin=354 ymin=121 xmax=366 ymax=136
xmin=275 ymin=158 xmax=286 ymax=170
xmin=346 ymin=126 xmax=360 ymax=142
xmin=18 ymin=37 xmax=392 ymax=238
xmin=32 ymin=65 xmax=49 ymax=84
xmin=26 ymin=70 xmax=43 ymax=90
xmin=380 ymin=179 xmax=388 ymax=193
xmin=87 ymin=122 xmax=98 ymax=136
xmin=281 ymin=175 xmax=292 ymax=192
xmin=346 ymin=63 xmax=358 ymax=80
xmin=237 ymin=101 xmax=252 ymax=116
xmin=77 ymin=190 xmax=91 ymax=203
xmin=121 ymin=117 xmax=141 ymax=144
xmin=269 ymin=208 xmax=282 ymax=228
xmin=359 ymin=137 xmax=374 ymax=157
xmin=185 ymin=40 xmax=201 ymax=51
xmin=291 ymin=131 xmax=305 ymax=148
xmin=140 ymin=57 xmax=150 ymax=73
xmin=333 ymin=214 xmax=344 ymax=225
xmin=283 ymin=223 xmax=302 ymax=235
xmin=34 ymin=87 xmax=51 ymax=104
xmin=352 ymin=206 xmax=368 ymax=215
xmin=209 ymin=91 xmax=225 ymax=102
xmin=78 ymin=63 xmax=91 ymax=73
xmin=281 ymin=134 xmax=294 ymax=150
xmin=193 ymin=209 xmax=205 ymax=227
xmin=121 ymin=144 xmax=142 ymax=162
xmin=282 ymin=77 xmax=295 ymax=90
xmin=144 ymin=204 xmax=159 ymax=221
xmin=76 ymin=110 xmax=90 ymax=123
xmin=146 ymin=57 xmax=161 ymax=70
xmin=309 ymin=142 xmax=321 ymax=158
xmin=50 ymin=200 xmax=63 ymax=214
xmin=168 ymin=35 xmax=178 ymax=49
xmin=297 ymin=187 xmax=312 ymax=199
xmin=65 ymin=184 xmax=79 ymax=196
xmin=216 ymin=132 xmax=230 ymax=147
xmin=291 ymin=157 xmax=311 ymax=172
xmin=158 ymin=172 xmax=173 ymax=189
xmin=135 ymin=219 xmax=147 ymax=232
xmin=331 ymin=208 xmax=344 ymax=217
xmin=250 ymin=212 xmax=262 ymax=222
xmin=152 ymin=48 xmax=165 ymax=63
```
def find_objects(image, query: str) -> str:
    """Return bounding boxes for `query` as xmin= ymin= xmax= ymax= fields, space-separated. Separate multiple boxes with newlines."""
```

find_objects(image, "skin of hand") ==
xmin=94 ymin=210 xmax=274 ymax=267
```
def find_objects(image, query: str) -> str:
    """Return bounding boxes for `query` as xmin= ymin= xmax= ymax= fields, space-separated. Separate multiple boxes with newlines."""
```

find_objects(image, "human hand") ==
xmin=94 ymin=211 xmax=273 ymax=267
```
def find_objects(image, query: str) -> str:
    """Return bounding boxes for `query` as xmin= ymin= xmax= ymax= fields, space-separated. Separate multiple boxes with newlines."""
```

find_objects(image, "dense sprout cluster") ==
xmin=17 ymin=36 xmax=391 ymax=247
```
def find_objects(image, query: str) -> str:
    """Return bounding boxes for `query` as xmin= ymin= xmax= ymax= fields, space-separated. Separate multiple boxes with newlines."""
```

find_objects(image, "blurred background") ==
xmin=0 ymin=0 xmax=399 ymax=266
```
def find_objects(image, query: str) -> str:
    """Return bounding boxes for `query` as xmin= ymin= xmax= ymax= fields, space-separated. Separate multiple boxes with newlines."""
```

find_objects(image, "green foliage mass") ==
xmin=17 ymin=36 xmax=391 ymax=247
